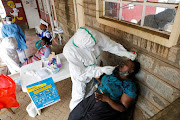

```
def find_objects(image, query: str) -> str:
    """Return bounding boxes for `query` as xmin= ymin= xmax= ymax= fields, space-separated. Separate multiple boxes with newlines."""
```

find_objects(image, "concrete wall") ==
xmin=83 ymin=0 xmax=180 ymax=119
xmin=53 ymin=0 xmax=76 ymax=46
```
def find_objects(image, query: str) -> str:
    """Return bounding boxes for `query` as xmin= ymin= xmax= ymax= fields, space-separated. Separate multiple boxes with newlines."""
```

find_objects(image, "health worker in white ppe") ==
xmin=63 ymin=27 xmax=137 ymax=110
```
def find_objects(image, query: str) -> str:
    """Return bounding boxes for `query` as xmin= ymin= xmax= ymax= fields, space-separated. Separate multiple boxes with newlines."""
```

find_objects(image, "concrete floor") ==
xmin=24 ymin=28 xmax=39 ymax=58
xmin=0 ymin=78 xmax=72 ymax=120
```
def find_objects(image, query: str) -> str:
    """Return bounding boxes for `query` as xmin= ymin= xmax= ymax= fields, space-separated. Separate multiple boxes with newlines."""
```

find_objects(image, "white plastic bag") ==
xmin=26 ymin=102 xmax=38 ymax=117
xmin=41 ymin=55 xmax=49 ymax=67
xmin=0 ymin=37 xmax=20 ymax=74
xmin=56 ymin=55 xmax=61 ymax=67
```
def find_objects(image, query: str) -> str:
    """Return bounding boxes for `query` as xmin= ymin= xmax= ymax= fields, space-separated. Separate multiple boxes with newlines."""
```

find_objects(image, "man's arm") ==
xmin=98 ymin=32 xmax=136 ymax=60
xmin=95 ymin=91 xmax=135 ymax=112
xmin=37 ymin=33 xmax=42 ymax=37
xmin=120 ymin=93 xmax=135 ymax=110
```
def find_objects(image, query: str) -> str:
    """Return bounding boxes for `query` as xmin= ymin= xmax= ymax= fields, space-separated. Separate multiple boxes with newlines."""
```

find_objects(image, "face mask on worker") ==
xmin=6 ymin=21 xmax=12 ymax=24
xmin=5 ymin=17 xmax=12 ymax=24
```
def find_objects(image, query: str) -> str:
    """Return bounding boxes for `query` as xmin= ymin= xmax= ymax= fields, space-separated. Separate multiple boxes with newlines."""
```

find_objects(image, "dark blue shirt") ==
xmin=98 ymin=74 xmax=137 ymax=102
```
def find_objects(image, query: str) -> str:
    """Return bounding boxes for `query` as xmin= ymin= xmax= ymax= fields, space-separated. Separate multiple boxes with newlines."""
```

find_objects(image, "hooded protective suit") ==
xmin=63 ymin=27 xmax=136 ymax=110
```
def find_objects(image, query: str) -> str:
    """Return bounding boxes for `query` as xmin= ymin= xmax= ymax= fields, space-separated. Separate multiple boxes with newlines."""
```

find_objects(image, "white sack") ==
xmin=0 ymin=37 xmax=20 ymax=74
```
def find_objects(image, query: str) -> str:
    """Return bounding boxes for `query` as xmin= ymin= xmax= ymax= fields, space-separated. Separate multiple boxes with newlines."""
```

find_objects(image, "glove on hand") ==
xmin=125 ymin=52 xmax=137 ymax=61
xmin=101 ymin=66 xmax=115 ymax=75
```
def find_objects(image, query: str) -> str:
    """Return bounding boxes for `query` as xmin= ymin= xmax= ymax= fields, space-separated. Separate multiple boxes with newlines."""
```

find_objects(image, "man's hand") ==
xmin=95 ymin=90 xmax=110 ymax=103
xmin=101 ymin=66 xmax=115 ymax=75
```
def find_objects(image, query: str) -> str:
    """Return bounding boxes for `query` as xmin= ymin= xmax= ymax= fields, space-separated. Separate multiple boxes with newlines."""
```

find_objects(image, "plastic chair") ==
xmin=0 ymin=74 xmax=19 ymax=112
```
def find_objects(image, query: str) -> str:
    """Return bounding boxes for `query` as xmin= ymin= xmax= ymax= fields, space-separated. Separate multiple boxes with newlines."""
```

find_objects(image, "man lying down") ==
xmin=68 ymin=60 xmax=140 ymax=120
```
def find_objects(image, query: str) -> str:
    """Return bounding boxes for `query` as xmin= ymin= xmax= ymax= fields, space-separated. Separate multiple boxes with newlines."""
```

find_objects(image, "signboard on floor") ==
xmin=26 ymin=77 xmax=60 ymax=110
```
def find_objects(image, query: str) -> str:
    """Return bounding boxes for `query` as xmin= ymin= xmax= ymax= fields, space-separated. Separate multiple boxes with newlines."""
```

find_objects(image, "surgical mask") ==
xmin=118 ymin=71 xmax=129 ymax=77
xmin=5 ymin=16 xmax=12 ymax=24
xmin=6 ymin=21 xmax=12 ymax=24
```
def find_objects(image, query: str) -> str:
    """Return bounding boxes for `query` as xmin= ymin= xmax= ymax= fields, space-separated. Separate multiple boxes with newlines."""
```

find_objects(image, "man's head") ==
xmin=40 ymin=24 xmax=47 ymax=31
xmin=40 ymin=37 xmax=49 ymax=46
xmin=73 ymin=27 xmax=97 ymax=51
xmin=118 ymin=60 xmax=140 ymax=79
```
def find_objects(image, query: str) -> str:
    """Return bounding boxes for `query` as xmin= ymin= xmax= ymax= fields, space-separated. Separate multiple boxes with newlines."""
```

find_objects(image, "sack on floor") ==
xmin=0 ymin=74 xmax=19 ymax=109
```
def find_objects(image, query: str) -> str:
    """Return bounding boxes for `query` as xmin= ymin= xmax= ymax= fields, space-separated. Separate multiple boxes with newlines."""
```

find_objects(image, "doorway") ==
xmin=21 ymin=0 xmax=40 ymax=28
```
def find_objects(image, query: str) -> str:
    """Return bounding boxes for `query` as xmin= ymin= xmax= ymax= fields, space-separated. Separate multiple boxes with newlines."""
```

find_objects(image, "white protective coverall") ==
xmin=63 ymin=27 xmax=136 ymax=110
xmin=0 ymin=37 xmax=20 ymax=74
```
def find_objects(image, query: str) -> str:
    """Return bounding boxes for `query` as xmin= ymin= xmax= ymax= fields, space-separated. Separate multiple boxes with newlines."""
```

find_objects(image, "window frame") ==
xmin=96 ymin=0 xmax=180 ymax=47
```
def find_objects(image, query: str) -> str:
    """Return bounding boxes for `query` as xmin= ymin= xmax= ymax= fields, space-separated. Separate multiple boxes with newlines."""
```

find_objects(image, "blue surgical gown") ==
xmin=98 ymin=74 xmax=137 ymax=102
xmin=1 ymin=23 xmax=27 ymax=50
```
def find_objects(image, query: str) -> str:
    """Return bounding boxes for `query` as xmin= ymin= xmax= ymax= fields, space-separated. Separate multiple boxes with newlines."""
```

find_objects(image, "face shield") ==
xmin=5 ymin=16 xmax=12 ymax=24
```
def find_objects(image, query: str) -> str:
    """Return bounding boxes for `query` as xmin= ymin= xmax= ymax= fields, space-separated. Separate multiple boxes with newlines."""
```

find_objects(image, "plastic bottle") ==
xmin=56 ymin=56 xmax=61 ymax=68
xmin=16 ymin=48 xmax=26 ymax=63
